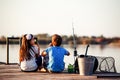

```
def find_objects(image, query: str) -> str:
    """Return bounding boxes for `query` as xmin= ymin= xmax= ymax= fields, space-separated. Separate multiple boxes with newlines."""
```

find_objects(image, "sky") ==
xmin=0 ymin=0 xmax=120 ymax=37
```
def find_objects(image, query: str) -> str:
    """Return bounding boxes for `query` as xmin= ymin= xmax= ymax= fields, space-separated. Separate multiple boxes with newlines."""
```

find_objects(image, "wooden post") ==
xmin=19 ymin=38 xmax=22 ymax=47
xmin=6 ymin=38 xmax=9 ymax=64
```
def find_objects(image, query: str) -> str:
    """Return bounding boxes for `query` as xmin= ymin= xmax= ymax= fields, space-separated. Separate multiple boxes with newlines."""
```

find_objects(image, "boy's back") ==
xmin=45 ymin=46 xmax=69 ymax=72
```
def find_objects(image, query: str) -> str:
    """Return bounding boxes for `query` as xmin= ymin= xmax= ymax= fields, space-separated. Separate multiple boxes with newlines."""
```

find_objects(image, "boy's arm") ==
xmin=64 ymin=48 xmax=70 ymax=56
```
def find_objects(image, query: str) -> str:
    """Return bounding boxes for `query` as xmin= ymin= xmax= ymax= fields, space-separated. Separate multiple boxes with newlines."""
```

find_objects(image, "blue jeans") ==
xmin=36 ymin=56 xmax=42 ymax=67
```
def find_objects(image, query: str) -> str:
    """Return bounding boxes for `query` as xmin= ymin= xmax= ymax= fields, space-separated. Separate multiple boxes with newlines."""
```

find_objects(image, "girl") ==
xmin=19 ymin=34 xmax=42 ymax=72
xmin=42 ymin=34 xmax=70 ymax=73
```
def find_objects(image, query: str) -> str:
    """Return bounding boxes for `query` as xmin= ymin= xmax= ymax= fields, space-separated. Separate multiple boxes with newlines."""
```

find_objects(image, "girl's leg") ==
xmin=35 ymin=56 xmax=42 ymax=71
xmin=36 ymin=56 xmax=42 ymax=67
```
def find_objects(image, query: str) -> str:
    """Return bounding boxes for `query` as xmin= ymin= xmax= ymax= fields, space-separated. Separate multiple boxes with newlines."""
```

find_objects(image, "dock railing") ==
xmin=6 ymin=37 xmax=21 ymax=64
xmin=6 ymin=37 xmax=37 ymax=64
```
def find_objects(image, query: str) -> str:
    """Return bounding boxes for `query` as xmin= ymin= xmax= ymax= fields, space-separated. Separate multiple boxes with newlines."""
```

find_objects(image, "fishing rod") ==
xmin=72 ymin=24 xmax=77 ymax=73
xmin=72 ymin=27 xmax=77 ymax=57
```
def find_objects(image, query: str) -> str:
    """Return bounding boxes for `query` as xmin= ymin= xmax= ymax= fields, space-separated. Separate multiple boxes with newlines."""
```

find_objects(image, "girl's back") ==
xmin=20 ymin=46 xmax=38 ymax=71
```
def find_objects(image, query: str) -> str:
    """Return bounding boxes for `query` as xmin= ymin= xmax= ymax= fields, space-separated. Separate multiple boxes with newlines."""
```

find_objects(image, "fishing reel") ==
xmin=74 ymin=50 xmax=77 ymax=56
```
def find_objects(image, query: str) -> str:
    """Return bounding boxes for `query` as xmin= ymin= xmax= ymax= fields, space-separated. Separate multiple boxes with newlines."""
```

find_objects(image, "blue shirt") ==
xmin=45 ymin=46 xmax=69 ymax=72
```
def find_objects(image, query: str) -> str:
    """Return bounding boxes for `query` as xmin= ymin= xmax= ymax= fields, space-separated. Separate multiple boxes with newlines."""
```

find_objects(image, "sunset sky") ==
xmin=0 ymin=0 xmax=120 ymax=37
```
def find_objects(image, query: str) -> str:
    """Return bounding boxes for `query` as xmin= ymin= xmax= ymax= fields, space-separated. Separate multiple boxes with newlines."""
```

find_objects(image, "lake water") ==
xmin=0 ymin=44 xmax=120 ymax=73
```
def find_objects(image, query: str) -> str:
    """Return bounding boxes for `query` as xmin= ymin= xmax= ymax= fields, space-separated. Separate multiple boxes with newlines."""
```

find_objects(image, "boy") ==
xmin=42 ymin=34 xmax=70 ymax=73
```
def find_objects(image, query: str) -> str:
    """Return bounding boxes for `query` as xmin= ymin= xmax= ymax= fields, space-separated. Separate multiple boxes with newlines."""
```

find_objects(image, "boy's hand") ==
xmin=41 ymin=51 xmax=47 ymax=57
xmin=49 ymin=43 xmax=53 ymax=46
xmin=67 ymin=52 xmax=70 ymax=56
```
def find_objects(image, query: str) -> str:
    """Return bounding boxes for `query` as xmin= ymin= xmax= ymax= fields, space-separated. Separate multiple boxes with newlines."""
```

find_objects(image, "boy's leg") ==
xmin=43 ymin=56 xmax=49 ymax=69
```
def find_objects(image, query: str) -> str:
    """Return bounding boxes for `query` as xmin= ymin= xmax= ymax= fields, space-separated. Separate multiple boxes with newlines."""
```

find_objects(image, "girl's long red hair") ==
xmin=19 ymin=35 xmax=32 ymax=62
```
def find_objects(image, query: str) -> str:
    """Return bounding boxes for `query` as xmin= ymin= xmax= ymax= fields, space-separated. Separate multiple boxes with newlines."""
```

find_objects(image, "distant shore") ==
xmin=0 ymin=34 xmax=120 ymax=46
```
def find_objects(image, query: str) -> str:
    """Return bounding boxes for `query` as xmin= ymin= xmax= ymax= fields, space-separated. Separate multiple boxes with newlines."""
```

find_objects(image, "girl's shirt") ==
xmin=45 ymin=46 xmax=69 ymax=72
xmin=20 ymin=46 xmax=39 ymax=71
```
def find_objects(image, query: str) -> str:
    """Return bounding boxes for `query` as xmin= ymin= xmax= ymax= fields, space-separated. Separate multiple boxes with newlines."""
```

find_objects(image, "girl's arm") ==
xmin=34 ymin=40 xmax=40 ymax=55
xmin=32 ymin=45 xmax=40 ymax=58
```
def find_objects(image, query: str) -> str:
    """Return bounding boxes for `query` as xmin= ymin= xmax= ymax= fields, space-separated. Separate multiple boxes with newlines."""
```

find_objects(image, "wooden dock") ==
xmin=0 ymin=64 xmax=120 ymax=80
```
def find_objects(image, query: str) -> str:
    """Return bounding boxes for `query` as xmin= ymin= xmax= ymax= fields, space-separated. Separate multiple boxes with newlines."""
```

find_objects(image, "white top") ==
xmin=20 ymin=46 xmax=39 ymax=71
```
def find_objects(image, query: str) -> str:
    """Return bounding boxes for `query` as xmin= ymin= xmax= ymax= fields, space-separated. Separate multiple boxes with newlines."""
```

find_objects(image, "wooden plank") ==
xmin=0 ymin=64 xmax=120 ymax=80
xmin=94 ymin=73 xmax=120 ymax=77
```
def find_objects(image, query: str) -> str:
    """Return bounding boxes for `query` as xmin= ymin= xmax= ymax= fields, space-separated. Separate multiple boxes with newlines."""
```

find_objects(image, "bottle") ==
xmin=68 ymin=64 xmax=74 ymax=73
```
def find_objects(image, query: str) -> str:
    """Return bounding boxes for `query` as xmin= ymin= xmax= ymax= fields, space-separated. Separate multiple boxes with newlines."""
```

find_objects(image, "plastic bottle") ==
xmin=68 ymin=64 xmax=74 ymax=73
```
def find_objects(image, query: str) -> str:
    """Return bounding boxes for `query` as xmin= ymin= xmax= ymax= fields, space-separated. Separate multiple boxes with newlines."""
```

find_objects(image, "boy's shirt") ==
xmin=45 ymin=46 xmax=69 ymax=72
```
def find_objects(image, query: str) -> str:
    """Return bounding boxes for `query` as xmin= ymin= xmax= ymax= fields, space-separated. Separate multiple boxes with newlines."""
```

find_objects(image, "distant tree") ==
xmin=35 ymin=33 xmax=50 ymax=40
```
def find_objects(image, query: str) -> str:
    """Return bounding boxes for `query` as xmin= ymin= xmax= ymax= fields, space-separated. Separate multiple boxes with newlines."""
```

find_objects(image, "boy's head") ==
xmin=52 ymin=34 xmax=62 ymax=46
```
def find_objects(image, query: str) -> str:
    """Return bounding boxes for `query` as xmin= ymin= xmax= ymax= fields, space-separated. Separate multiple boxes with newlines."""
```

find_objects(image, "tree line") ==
xmin=0 ymin=34 xmax=120 ymax=45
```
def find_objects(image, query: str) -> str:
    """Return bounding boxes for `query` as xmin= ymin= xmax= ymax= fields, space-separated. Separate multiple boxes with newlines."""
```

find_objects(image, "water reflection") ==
xmin=0 ymin=45 xmax=120 ymax=73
